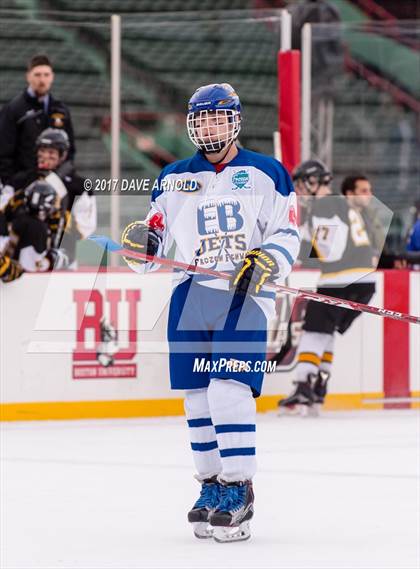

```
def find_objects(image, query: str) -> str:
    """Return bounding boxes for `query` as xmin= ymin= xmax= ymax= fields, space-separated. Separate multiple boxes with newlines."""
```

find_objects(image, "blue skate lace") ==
xmin=217 ymin=484 xmax=246 ymax=513
xmin=194 ymin=481 xmax=220 ymax=509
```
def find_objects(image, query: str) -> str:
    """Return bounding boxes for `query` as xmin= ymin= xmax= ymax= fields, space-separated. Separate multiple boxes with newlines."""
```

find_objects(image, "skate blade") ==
xmin=192 ymin=522 xmax=213 ymax=539
xmin=278 ymin=404 xmax=314 ymax=417
xmin=313 ymin=403 xmax=323 ymax=416
xmin=277 ymin=405 xmax=301 ymax=416
xmin=213 ymin=521 xmax=251 ymax=543
xmin=303 ymin=404 xmax=321 ymax=417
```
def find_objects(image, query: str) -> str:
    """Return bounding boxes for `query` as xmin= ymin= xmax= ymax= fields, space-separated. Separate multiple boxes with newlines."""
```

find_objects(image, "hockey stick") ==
xmin=89 ymin=235 xmax=420 ymax=325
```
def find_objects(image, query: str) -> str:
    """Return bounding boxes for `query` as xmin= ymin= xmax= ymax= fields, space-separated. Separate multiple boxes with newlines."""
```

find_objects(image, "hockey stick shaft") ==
xmin=89 ymin=235 xmax=420 ymax=325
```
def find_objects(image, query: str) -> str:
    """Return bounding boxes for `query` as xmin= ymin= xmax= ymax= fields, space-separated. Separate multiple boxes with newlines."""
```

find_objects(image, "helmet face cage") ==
xmin=187 ymin=108 xmax=241 ymax=153
xmin=304 ymin=173 xmax=332 ymax=187
xmin=300 ymin=173 xmax=332 ymax=196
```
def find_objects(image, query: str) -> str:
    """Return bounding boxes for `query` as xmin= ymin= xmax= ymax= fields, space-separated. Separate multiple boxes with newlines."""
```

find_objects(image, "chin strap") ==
xmin=202 ymin=141 xmax=234 ymax=165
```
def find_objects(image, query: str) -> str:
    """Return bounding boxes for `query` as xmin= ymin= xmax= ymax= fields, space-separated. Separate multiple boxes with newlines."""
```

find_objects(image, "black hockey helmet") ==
xmin=292 ymin=160 xmax=332 ymax=196
xmin=292 ymin=160 xmax=332 ymax=185
xmin=36 ymin=128 xmax=70 ymax=156
xmin=24 ymin=180 xmax=57 ymax=220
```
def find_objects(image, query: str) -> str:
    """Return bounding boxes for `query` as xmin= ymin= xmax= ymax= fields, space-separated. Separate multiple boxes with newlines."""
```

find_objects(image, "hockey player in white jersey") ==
xmin=122 ymin=84 xmax=299 ymax=542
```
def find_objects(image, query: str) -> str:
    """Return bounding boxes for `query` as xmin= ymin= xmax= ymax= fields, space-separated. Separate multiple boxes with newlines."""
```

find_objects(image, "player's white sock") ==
xmin=296 ymin=331 xmax=333 ymax=381
xmin=184 ymin=388 xmax=221 ymax=479
xmin=319 ymin=333 xmax=335 ymax=374
xmin=207 ymin=379 xmax=256 ymax=482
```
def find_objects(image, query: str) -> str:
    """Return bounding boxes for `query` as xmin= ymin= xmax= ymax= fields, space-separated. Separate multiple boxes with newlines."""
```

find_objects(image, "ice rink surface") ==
xmin=1 ymin=409 xmax=419 ymax=569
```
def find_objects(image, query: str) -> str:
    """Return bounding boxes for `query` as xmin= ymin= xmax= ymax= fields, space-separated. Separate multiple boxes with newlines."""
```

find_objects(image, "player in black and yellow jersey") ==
xmin=1 ymin=128 xmax=96 ymax=267
xmin=4 ymin=180 xmax=69 ymax=272
xmin=278 ymin=163 xmax=379 ymax=414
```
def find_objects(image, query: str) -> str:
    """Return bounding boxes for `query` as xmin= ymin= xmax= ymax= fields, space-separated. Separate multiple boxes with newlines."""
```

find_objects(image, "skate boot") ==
xmin=313 ymin=370 xmax=330 ymax=410
xmin=209 ymin=479 xmax=254 ymax=543
xmin=277 ymin=375 xmax=316 ymax=416
xmin=187 ymin=475 xmax=221 ymax=539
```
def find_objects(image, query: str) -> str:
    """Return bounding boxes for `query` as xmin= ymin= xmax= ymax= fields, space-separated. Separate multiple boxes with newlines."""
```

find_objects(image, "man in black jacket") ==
xmin=0 ymin=54 xmax=75 ymax=189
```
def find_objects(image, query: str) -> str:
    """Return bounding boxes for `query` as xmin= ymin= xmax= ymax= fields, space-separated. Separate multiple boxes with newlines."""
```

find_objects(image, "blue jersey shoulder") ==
xmin=235 ymin=149 xmax=294 ymax=196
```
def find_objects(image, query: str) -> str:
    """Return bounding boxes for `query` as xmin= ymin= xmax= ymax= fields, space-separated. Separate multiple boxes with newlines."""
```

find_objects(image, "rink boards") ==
xmin=0 ymin=269 xmax=419 ymax=420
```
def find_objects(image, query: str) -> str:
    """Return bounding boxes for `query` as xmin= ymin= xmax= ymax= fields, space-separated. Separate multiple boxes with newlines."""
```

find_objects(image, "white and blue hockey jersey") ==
xmin=129 ymin=148 xmax=300 ymax=318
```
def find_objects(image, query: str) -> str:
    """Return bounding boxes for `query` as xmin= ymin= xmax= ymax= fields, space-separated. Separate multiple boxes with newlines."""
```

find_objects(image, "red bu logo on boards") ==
xmin=72 ymin=289 xmax=140 ymax=380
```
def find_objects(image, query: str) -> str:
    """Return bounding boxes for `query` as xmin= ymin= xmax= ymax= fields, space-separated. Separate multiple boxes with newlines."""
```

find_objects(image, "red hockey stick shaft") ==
xmin=114 ymin=246 xmax=420 ymax=325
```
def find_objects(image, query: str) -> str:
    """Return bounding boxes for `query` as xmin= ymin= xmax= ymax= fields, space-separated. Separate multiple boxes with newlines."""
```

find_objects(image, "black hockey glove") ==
xmin=230 ymin=248 xmax=279 ymax=296
xmin=0 ymin=254 xmax=24 ymax=283
xmin=121 ymin=214 xmax=163 ymax=265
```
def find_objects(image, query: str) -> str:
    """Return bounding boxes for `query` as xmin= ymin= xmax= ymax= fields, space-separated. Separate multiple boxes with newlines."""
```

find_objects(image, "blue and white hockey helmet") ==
xmin=187 ymin=83 xmax=241 ymax=153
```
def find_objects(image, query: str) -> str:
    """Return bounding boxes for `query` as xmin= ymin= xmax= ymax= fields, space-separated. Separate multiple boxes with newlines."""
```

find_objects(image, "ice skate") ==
xmin=313 ymin=370 xmax=330 ymax=411
xmin=210 ymin=479 xmax=254 ymax=543
xmin=187 ymin=475 xmax=220 ymax=539
xmin=277 ymin=375 xmax=317 ymax=416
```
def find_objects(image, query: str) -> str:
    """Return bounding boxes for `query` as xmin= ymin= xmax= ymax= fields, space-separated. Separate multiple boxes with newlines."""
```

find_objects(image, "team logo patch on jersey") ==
xmin=179 ymin=179 xmax=201 ymax=192
xmin=232 ymin=169 xmax=250 ymax=190
xmin=197 ymin=197 xmax=244 ymax=235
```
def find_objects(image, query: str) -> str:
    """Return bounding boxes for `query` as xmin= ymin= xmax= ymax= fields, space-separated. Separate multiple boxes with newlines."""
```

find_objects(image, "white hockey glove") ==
xmin=47 ymin=248 xmax=70 ymax=271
